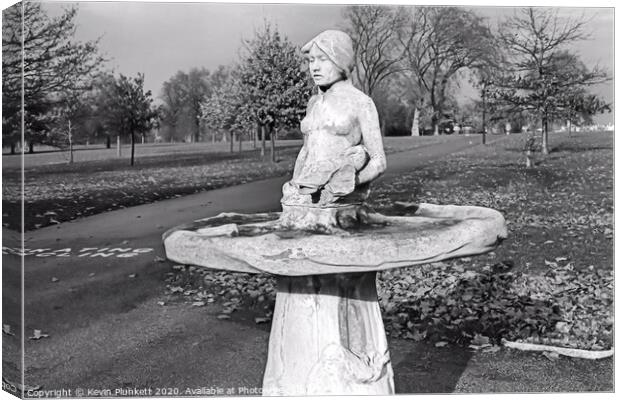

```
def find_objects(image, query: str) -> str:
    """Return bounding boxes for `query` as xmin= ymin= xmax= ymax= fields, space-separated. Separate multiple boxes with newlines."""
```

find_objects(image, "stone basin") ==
xmin=163 ymin=202 xmax=507 ymax=276
xmin=162 ymin=202 xmax=507 ymax=396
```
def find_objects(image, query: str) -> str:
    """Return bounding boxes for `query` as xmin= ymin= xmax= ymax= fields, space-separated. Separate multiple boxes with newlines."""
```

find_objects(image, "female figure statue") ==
xmin=281 ymin=30 xmax=387 ymax=207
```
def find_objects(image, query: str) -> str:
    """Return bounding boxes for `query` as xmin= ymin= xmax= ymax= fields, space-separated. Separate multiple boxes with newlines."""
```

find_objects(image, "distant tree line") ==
xmin=341 ymin=5 xmax=611 ymax=154
xmin=3 ymin=3 xmax=610 ymax=165
xmin=2 ymin=2 xmax=157 ymax=165
xmin=159 ymin=23 xmax=311 ymax=162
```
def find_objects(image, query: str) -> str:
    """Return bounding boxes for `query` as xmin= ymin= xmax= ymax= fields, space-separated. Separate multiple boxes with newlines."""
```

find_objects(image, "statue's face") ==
xmin=307 ymin=43 xmax=344 ymax=88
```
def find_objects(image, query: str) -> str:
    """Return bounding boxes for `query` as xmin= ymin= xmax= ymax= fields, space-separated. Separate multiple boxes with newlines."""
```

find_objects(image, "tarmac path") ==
xmin=2 ymin=134 xmax=611 ymax=396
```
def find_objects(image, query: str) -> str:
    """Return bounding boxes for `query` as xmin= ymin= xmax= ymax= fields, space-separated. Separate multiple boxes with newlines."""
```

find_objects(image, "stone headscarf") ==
xmin=301 ymin=30 xmax=355 ymax=78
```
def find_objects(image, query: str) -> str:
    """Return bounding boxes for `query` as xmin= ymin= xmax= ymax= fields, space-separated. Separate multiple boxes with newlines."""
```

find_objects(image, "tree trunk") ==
xmin=481 ymin=90 xmax=487 ymax=145
xmin=254 ymin=124 xmax=258 ymax=149
xmin=68 ymin=120 xmax=74 ymax=165
xmin=141 ymin=133 xmax=145 ymax=145
xmin=106 ymin=135 xmax=111 ymax=149
xmin=380 ymin=115 xmax=386 ymax=137
xmin=195 ymin=119 xmax=200 ymax=143
xmin=525 ymin=149 xmax=532 ymax=168
xmin=541 ymin=114 xmax=549 ymax=155
xmin=230 ymin=131 xmax=234 ymax=153
xmin=130 ymin=131 xmax=136 ymax=166
xmin=10 ymin=142 xmax=16 ymax=155
xmin=212 ymin=128 xmax=216 ymax=144
xmin=410 ymin=108 xmax=419 ymax=136
xmin=260 ymin=124 xmax=266 ymax=159
xmin=525 ymin=134 xmax=535 ymax=168
xmin=117 ymin=135 xmax=122 ymax=157
xmin=271 ymin=126 xmax=277 ymax=163
xmin=238 ymin=132 xmax=242 ymax=152
xmin=28 ymin=141 xmax=34 ymax=154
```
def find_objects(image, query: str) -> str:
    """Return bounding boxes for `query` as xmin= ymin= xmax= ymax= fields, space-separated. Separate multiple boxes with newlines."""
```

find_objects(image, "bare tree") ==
xmin=398 ymin=7 xmax=497 ymax=135
xmin=343 ymin=5 xmax=408 ymax=97
xmin=496 ymin=8 xmax=607 ymax=154
xmin=2 ymin=2 xmax=103 ymax=153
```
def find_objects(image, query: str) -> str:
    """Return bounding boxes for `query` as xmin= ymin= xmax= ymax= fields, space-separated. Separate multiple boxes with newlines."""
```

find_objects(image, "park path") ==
xmin=7 ymin=134 xmax=603 ymax=395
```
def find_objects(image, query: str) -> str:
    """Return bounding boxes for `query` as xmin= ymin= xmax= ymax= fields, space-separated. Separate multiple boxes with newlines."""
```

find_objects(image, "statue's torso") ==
xmin=300 ymin=81 xmax=365 ymax=161
xmin=285 ymin=80 xmax=375 ymax=206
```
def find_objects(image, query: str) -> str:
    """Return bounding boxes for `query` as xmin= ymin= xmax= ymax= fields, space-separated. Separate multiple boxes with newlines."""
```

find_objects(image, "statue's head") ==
xmin=301 ymin=30 xmax=354 ymax=89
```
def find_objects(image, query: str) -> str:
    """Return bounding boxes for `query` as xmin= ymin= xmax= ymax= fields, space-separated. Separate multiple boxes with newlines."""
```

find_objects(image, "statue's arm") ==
xmin=356 ymin=97 xmax=386 ymax=185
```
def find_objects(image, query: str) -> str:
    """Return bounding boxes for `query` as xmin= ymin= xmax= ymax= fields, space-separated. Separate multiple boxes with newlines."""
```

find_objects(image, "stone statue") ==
xmin=282 ymin=30 xmax=386 ymax=205
xmin=280 ymin=30 xmax=387 ymax=231
xmin=163 ymin=29 xmax=508 ymax=397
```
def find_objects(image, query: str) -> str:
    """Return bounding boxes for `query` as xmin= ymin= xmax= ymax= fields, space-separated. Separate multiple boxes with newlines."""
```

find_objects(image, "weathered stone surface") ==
xmin=163 ymin=202 xmax=507 ymax=276
xmin=262 ymin=273 xmax=394 ymax=396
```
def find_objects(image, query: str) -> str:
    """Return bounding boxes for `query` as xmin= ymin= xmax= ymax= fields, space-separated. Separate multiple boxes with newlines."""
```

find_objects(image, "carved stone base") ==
xmin=262 ymin=272 xmax=394 ymax=396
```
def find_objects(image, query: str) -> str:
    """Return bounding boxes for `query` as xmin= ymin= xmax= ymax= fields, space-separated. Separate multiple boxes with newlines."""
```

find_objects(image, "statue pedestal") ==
xmin=262 ymin=272 xmax=394 ymax=396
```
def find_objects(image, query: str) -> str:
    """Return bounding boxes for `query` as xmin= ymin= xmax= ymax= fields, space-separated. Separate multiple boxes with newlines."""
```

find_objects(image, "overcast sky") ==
xmin=39 ymin=1 xmax=614 ymax=123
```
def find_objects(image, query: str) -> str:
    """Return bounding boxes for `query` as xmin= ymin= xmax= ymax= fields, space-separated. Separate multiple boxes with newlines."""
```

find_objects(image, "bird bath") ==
xmin=162 ymin=29 xmax=507 ymax=396
xmin=163 ymin=202 xmax=506 ymax=395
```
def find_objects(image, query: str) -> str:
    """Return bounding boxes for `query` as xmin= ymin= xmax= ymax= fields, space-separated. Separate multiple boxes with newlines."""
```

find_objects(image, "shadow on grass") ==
xmin=549 ymin=144 xmax=613 ymax=154
xmin=392 ymin=340 xmax=473 ymax=393
xmin=381 ymin=265 xmax=563 ymax=393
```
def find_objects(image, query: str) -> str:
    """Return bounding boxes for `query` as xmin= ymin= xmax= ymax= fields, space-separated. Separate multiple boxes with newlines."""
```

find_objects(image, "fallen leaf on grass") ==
xmin=434 ymin=341 xmax=448 ymax=348
xmin=128 ymin=274 xmax=137 ymax=278
xmin=471 ymin=334 xmax=491 ymax=346
xmin=217 ymin=314 xmax=231 ymax=320
xmin=255 ymin=317 xmax=270 ymax=324
xmin=157 ymin=301 xmax=165 ymax=306
xmin=543 ymin=351 xmax=560 ymax=361
xmin=3 ymin=325 xmax=14 ymax=336
xmin=482 ymin=345 xmax=502 ymax=354
xmin=192 ymin=301 xmax=206 ymax=307
xmin=154 ymin=256 xmax=165 ymax=263
xmin=51 ymin=277 xmax=59 ymax=282
xmin=28 ymin=330 xmax=49 ymax=340
xmin=544 ymin=260 xmax=558 ymax=267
